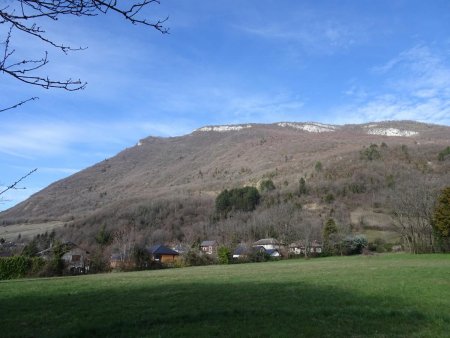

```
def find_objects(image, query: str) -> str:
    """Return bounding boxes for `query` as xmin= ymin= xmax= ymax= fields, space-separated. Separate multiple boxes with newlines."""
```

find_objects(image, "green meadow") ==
xmin=1 ymin=254 xmax=450 ymax=337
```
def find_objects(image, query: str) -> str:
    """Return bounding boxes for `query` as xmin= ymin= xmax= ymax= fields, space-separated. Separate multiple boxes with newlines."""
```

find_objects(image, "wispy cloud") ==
xmin=334 ymin=44 xmax=450 ymax=125
xmin=0 ymin=119 xmax=190 ymax=159
xmin=237 ymin=16 xmax=363 ymax=55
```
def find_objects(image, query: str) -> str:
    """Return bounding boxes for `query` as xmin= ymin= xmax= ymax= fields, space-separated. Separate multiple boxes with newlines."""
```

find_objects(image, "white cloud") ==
xmin=335 ymin=45 xmax=450 ymax=125
xmin=238 ymin=17 xmax=362 ymax=55
xmin=0 ymin=118 xmax=197 ymax=159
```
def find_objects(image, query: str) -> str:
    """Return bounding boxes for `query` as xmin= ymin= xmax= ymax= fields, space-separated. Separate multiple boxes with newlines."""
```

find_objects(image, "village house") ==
xmin=38 ymin=242 xmax=90 ymax=274
xmin=265 ymin=248 xmax=282 ymax=258
xmin=310 ymin=241 xmax=323 ymax=254
xmin=172 ymin=243 xmax=189 ymax=255
xmin=147 ymin=245 xmax=180 ymax=264
xmin=232 ymin=244 xmax=250 ymax=259
xmin=62 ymin=245 xmax=90 ymax=274
xmin=252 ymin=245 xmax=282 ymax=259
xmin=200 ymin=240 xmax=218 ymax=255
xmin=252 ymin=238 xmax=281 ymax=250
xmin=289 ymin=240 xmax=323 ymax=255
xmin=289 ymin=241 xmax=306 ymax=255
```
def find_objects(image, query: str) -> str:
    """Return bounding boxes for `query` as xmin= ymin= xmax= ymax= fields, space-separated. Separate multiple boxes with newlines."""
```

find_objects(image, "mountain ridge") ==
xmin=1 ymin=120 xmax=449 ymax=227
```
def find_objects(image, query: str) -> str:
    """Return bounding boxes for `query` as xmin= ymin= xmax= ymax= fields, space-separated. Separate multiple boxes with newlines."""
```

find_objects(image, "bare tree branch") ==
xmin=1 ymin=0 xmax=168 ymax=111
xmin=0 ymin=96 xmax=38 ymax=112
xmin=0 ymin=168 xmax=38 ymax=197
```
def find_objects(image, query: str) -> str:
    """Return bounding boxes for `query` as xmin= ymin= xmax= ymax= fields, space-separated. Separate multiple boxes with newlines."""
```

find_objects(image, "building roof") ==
xmin=200 ymin=240 xmax=217 ymax=247
xmin=148 ymin=245 xmax=180 ymax=256
xmin=289 ymin=241 xmax=306 ymax=248
xmin=37 ymin=241 xmax=88 ymax=256
xmin=253 ymin=238 xmax=280 ymax=245
xmin=0 ymin=251 xmax=14 ymax=257
xmin=172 ymin=243 xmax=189 ymax=253
xmin=233 ymin=244 xmax=250 ymax=256
xmin=265 ymin=249 xmax=281 ymax=256
xmin=110 ymin=253 xmax=122 ymax=260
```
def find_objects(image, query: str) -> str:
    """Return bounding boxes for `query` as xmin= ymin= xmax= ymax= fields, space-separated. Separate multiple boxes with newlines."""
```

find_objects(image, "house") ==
xmin=265 ymin=248 xmax=282 ymax=258
xmin=310 ymin=241 xmax=323 ymax=254
xmin=232 ymin=244 xmax=250 ymax=259
xmin=38 ymin=242 xmax=90 ymax=273
xmin=252 ymin=238 xmax=280 ymax=250
xmin=252 ymin=246 xmax=282 ymax=259
xmin=147 ymin=245 xmax=180 ymax=263
xmin=289 ymin=241 xmax=306 ymax=255
xmin=172 ymin=243 xmax=189 ymax=255
xmin=61 ymin=245 xmax=90 ymax=274
xmin=200 ymin=240 xmax=218 ymax=255
xmin=289 ymin=240 xmax=322 ymax=255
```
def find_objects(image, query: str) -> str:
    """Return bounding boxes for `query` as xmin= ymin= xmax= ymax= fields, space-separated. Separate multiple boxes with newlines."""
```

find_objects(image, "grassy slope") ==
xmin=1 ymin=254 xmax=450 ymax=337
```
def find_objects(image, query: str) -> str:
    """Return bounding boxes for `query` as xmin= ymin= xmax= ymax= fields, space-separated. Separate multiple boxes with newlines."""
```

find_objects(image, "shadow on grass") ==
xmin=0 ymin=279 xmax=436 ymax=337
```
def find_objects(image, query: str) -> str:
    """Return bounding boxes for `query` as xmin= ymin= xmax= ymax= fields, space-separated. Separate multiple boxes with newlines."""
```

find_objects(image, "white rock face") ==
xmin=137 ymin=140 xmax=143 ymax=146
xmin=197 ymin=125 xmax=252 ymax=132
xmin=366 ymin=128 xmax=418 ymax=137
xmin=278 ymin=122 xmax=336 ymax=133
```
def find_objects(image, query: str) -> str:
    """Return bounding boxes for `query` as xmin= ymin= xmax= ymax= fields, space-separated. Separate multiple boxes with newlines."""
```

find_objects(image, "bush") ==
xmin=298 ymin=177 xmax=308 ymax=195
xmin=218 ymin=246 xmax=231 ymax=264
xmin=343 ymin=235 xmax=368 ymax=255
xmin=89 ymin=250 xmax=110 ymax=273
xmin=0 ymin=256 xmax=45 ymax=280
xmin=368 ymin=238 xmax=387 ymax=253
xmin=259 ymin=179 xmax=276 ymax=193
xmin=183 ymin=250 xmax=215 ymax=266
xmin=248 ymin=249 xmax=270 ymax=262
xmin=324 ymin=193 xmax=335 ymax=203
xmin=315 ymin=161 xmax=323 ymax=172
xmin=360 ymin=144 xmax=381 ymax=161
xmin=438 ymin=146 xmax=450 ymax=161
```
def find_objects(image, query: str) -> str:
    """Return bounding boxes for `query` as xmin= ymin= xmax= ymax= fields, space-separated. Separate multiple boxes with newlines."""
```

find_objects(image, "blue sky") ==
xmin=1 ymin=0 xmax=450 ymax=210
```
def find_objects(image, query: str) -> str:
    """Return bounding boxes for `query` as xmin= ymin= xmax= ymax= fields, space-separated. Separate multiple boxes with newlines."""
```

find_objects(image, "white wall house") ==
xmin=252 ymin=238 xmax=280 ymax=250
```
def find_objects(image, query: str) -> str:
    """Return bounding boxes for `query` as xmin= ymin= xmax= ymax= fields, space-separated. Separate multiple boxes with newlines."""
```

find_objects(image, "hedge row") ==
xmin=0 ymin=256 xmax=45 ymax=280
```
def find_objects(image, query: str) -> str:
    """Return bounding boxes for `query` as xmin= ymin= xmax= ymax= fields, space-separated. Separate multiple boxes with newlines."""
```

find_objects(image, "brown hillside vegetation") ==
xmin=1 ymin=121 xmax=449 ymax=249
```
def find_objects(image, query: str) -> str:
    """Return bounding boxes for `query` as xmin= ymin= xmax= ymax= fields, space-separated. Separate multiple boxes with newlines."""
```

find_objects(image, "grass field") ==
xmin=1 ymin=254 xmax=450 ymax=337
xmin=0 ymin=221 xmax=65 ymax=241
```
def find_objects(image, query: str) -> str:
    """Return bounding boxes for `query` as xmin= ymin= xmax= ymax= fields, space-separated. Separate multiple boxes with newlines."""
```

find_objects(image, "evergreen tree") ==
xmin=259 ymin=179 xmax=276 ymax=193
xmin=323 ymin=218 xmax=338 ymax=253
xmin=299 ymin=177 xmax=307 ymax=195
xmin=433 ymin=187 xmax=450 ymax=238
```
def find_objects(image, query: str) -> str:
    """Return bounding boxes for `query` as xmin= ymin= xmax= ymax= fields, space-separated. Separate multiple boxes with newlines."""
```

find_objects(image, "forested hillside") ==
xmin=1 ymin=121 xmax=449 ymax=253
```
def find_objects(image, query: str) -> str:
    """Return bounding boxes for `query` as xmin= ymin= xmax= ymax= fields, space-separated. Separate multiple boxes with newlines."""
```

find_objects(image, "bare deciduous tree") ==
xmin=391 ymin=177 xmax=440 ymax=253
xmin=1 ymin=0 xmax=168 ymax=112
xmin=112 ymin=224 xmax=137 ymax=263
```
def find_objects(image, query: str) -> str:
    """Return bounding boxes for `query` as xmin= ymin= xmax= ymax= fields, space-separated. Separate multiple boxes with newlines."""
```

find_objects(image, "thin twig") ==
xmin=0 ymin=97 xmax=38 ymax=112
xmin=0 ymin=168 xmax=38 ymax=196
